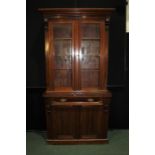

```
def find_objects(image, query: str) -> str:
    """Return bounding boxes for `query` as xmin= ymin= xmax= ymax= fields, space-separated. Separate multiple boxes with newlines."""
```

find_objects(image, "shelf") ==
xmin=55 ymin=68 xmax=72 ymax=70
xmin=55 ymin=55 xmax=99 ymax=57
xmin=81 ymin=68 xmax=99 ymax=70
xmin=82 ymin=38 xmax=100 ymax=40
xmin=55 ymin=68 xmax=99 ymax=70
xmin=55 ymin=54 xmax=72 ymax=57
xmin=81 ymin=54 xmax=100 ymax=56
xmin=54 ymin=38 xmax=72 ymax=40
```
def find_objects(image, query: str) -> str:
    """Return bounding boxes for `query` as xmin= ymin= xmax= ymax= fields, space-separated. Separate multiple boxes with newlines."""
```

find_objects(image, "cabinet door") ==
xmin=79 ymin=105 xmax=108 ymax=139
xmin=50 ymin=105 xmax=79 ymax=139
xmin=48 ymin=21 xmax=75 ymax=91
xmin=46 ymin=101 xmax=109 ymax=140
xmin=78 ymin=22 xmax=107 ymax=90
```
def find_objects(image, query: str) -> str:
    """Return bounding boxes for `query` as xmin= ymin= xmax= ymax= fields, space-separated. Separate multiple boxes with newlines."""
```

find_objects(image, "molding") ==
xmin=47 ymin=138 xmax=108 ymax=144
xmin=38 ymin=8 xmax=115 ymax=20
xmin=44 ymin=20 xmax=48 ymax=30
xmin=105 ymin=16 xmax=111 ymax=31
xmin=26 ymin=85 xmax=125 ymax=89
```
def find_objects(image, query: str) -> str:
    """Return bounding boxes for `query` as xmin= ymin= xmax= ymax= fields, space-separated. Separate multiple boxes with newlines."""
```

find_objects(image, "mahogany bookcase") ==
xmin=39 ymin=8 xmax=114 ymax=144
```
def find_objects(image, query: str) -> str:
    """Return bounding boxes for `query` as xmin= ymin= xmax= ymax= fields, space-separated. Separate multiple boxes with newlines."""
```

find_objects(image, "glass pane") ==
xmin=81 ymin=56 xmax=99 ymax=69
xmin=81 ymin=40 xmax=100 ymax=69
xmin=54 ymin=70 xmax=71 ymax=87
xmin=53 ymin=24 xmax=71 ymax=38
xmin=52 ymin=24 xmax=72 ymax=89
xmin=54 ymin=40 xmax=71 ymax=56
xmin=55 ymin=56 xmax=71 ymax=69
xmin=80 ymin=23 xmax=100 ymax=89
xmin=81 ymin=70 xmax=99 ymax=88
xmin=81 ymin=40 xmax=100 ymax=56
xmin=81 ymin=24 xmax=100 ymax=38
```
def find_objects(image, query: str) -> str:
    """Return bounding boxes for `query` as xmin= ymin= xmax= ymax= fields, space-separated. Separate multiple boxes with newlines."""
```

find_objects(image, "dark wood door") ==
xmin=46 ymin=101 xmax=109 ymax=140
xmin=79 ymin=105 xmax=108 ymax=139
xmin=50 ymin=104 xmax=79 ymax=139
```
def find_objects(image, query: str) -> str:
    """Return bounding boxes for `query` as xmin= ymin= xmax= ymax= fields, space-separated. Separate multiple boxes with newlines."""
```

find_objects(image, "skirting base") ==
xmin=47 ymin=138 xmax=109 ymax=144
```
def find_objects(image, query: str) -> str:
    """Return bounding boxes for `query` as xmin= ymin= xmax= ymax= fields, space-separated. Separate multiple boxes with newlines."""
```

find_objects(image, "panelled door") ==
xmin=79 ymin=104 xmax=108 ymax=139
xmin=48 ymin=102 xmax=108 ymax=139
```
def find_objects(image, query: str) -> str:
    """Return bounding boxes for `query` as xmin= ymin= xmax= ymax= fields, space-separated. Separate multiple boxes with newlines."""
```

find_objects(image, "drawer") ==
xmin=44 ymin=91 xmax=112 ymax=98
xmin=45 ymin=97 xmax=110 ymax=108
xmin=51 ymin=101 xmax=103 ymax=107
xmin=52 ymin=97 xmax=102 ymax=102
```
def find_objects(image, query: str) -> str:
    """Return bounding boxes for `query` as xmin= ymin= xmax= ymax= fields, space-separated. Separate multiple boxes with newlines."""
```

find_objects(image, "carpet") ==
xmin=26 ymin=130 xmax=129 ymax=155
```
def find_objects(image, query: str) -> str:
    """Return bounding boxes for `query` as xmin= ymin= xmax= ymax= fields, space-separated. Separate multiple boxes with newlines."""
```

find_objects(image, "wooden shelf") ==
xmin=81 ymin=54 xmax=100 ymax=56
xmin=54 ymin=38 xmax=72 ymax=40
xmin=55 ymin=68 xmax=72 ymax=70
xmin=81 ymin=68 xmax=99 ymax=70
xmin=82 ymin=38 xmax=100 ymax=40
xmin=55 ymin=55 xmax=71 ymax=57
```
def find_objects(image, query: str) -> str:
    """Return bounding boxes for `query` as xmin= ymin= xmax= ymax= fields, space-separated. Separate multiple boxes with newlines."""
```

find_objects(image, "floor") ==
xmin=26 ymin=130 xmax=129 ymax=155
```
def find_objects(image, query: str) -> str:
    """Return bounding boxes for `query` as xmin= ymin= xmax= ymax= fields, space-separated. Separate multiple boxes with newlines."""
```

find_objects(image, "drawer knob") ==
xmin=88 ymin=98 xmax=94 ymax=102
xmin=71 ymin=93 xmax=76 ymax=96
xmin=60 ymin=98 xmax=67 ymax=102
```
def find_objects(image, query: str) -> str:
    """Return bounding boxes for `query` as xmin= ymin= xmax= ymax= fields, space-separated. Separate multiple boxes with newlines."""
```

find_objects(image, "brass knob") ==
xmin=88 ymin=98 xmax=94 ymax=102
xmin=60 ymin=98 xmax=67 ymax=102
xmin=71 ymin=93 xmax=76 ymax=96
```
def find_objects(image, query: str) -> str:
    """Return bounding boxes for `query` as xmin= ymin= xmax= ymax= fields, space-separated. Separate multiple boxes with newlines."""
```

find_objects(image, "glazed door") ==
xmin=78 ymin=22 xmax=107 ymax=90
xmin=48 ymin=21 xmax=76 ymax=91
xmin=47 ymin=20 xmax=107 ymax=91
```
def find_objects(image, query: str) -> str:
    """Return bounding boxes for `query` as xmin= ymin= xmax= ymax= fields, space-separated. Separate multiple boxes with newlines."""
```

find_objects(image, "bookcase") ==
xmin=39 ymin=8 xmax=114 ymax=144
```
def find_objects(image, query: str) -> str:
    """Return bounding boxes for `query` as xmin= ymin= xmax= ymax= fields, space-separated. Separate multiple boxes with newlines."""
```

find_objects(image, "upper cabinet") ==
xmin=39 ymin=8 xmax=115 ymax=92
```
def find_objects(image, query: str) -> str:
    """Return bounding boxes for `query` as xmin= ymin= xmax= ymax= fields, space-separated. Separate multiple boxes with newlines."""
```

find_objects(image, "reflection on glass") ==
xmin=81 ymin=56 xmax=99 ymax=69
xmin=81 ymin=40 xmax=100 ymax=56
xmin=54 ymin=40 xmax=71 ymax=56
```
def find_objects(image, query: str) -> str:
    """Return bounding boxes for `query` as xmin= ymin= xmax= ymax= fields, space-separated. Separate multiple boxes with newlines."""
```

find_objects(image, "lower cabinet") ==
xmin=45 ymin=100 xmax=109 ymax=144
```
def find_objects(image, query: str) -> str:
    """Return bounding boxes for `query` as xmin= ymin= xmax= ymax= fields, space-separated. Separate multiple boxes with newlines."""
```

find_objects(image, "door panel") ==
xmin=79 ymin=105 xmax=108 ymax=139
xmin=47 ymin=101 xmax=108 ymax=139
xmin=51 ymin=105 xmax=79 ymax=139
xmin=48 ymin=21 xmax=106 ymax=91
xmin=49 ymin=22 xmax=75 ymax=90
xmin=79 ymin=23 xmax=102 ymax=90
